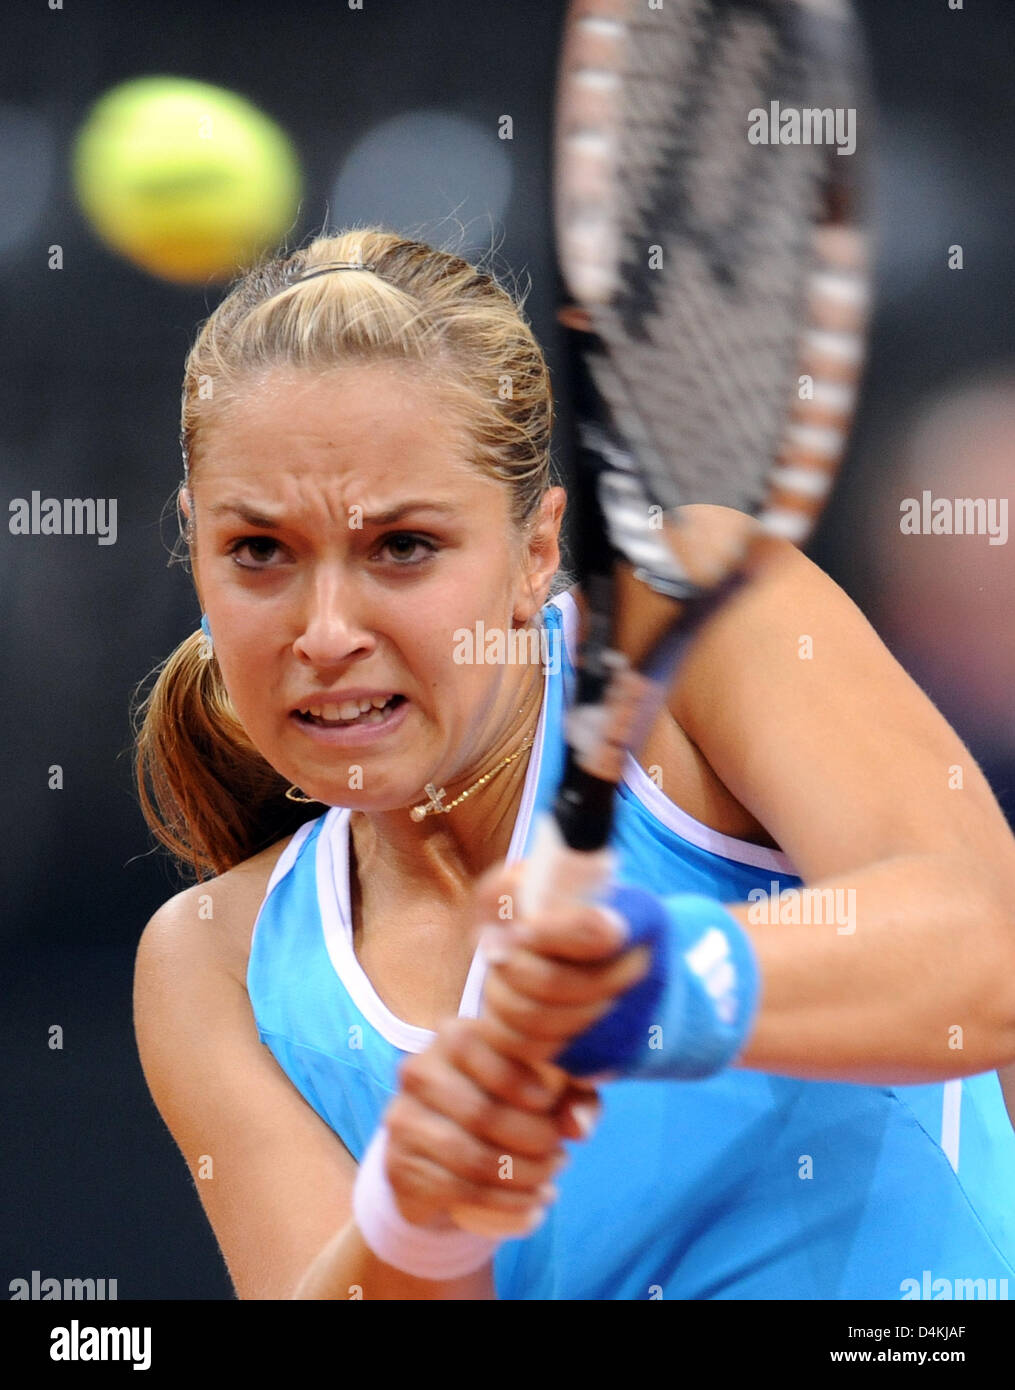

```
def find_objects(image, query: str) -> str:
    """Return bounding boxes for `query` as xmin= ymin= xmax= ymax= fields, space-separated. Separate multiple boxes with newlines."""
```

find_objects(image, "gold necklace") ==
xmin=409 ymin=715 xmax=537 ymax=823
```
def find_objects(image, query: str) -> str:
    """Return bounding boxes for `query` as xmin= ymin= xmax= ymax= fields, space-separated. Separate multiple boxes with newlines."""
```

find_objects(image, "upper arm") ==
xmin=668 ymin=531 xmax=1015 ymax=892
xmin=133 ymin=887 xmax=358 ymax=1300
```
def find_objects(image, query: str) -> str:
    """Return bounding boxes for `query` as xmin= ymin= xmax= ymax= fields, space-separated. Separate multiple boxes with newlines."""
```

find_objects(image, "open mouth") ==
xmin=295 ymin=694 xmax=406 ymax=729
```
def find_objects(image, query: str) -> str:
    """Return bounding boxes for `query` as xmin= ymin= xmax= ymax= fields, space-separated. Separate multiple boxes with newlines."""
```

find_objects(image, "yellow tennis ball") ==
xmin=71 ymin=76 xmax=302 ymax=285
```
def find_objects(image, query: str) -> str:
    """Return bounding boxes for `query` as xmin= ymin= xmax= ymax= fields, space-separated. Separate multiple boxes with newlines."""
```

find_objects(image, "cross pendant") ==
xmin=410 ymin=782 xmax=447 ymax=822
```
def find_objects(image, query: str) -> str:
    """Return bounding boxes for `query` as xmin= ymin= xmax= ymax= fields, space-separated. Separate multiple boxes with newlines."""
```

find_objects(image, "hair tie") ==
xmin=181 ymin=261 xmax=381 ymax=478
xmin=287 ymin=261 xmax=378 ymax=284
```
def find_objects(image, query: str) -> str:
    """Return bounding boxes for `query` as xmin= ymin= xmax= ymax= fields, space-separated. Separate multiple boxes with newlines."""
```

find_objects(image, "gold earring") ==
xmin=285 ymin=786 xmax=317 ymax=803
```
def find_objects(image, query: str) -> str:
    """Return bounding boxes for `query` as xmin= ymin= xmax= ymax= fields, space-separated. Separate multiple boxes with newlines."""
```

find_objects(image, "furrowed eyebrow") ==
xmin=207 ymin=500 xmax=461 ymax=527
xmin=208 ymin=502 xmax=285 ymax=528
xmin=361 ymin=500 xmax=461 ymax=525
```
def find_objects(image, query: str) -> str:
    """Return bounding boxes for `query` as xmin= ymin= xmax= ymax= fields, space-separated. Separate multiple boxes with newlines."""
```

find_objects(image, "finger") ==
xmin=485 ymin=941 xmax=653 ymax=1009
xmin=385 ymin=1091 xmax=565 ymax=1200
xmin=397 ymin=1038 xmax=568 ymax=1161
xmin=471 ymin=1009 xmax=578 ymax=1070
xmin=473 ymin=861 xmax=525 ymax=923
xmin=480 ymin=946 xmax=652 ymax=1047
xmin=469 ymin=863 xmax=525 ymax=950
xmin=553 ymin=1082 xmax=604 ymax=1142
xmin=485 ymin=901 xmax=631 ymax=964
xmin=438 ymin=1016 xmax=573 ymax=1113
xmin=482 ymin=978 xmax=611 ymax=1048
xmin=383 ymin=1146 xmax=557 ymax=1230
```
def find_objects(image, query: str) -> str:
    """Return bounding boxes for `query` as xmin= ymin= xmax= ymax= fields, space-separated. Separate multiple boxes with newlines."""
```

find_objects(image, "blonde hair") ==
xmin=133 ymin=227 xmax=566 ymax=883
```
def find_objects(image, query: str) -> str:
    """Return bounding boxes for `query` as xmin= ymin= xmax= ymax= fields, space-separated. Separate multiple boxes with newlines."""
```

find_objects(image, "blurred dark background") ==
xmin=2 ymin=0 xmax=1011 ymax=1298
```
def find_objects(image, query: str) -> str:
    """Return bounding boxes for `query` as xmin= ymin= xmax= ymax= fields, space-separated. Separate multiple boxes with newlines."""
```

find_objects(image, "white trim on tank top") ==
xmin=263 ymin=817 xmax=318 ymax=897
xmin=314 ymin=623 xmax=552 ymax=1051
xmin=553 ymin=589 xmax=795 ymax=875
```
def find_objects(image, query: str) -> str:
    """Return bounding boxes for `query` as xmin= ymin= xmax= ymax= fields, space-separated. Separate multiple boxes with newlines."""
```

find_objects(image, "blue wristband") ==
xmin=556 ymin=882 xmax=670 ymax=1077
xmin=557 ymin=892 xmax=760 ymax=1081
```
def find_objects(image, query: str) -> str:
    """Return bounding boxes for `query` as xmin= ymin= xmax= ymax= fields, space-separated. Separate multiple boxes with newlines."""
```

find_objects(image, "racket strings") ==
xmin=557 ymin=0 xmax=865 ymax=519
xmin=610 ymin=7 xmax=820 ymax=510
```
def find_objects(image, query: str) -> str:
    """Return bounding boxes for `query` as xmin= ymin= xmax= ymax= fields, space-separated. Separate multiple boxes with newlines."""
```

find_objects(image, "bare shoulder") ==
xmin=133 ymin=827 xmax=359 ymax=1299
xmin=143 ymin=833 xmax=297 ymax=987
xmin=665 ymin=530 xmax=1015 ymax=883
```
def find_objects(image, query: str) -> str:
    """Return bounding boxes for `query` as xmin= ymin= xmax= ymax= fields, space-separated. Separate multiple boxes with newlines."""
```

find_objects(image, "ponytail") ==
xmin=133 ymin=631 xmax=322 ymax=882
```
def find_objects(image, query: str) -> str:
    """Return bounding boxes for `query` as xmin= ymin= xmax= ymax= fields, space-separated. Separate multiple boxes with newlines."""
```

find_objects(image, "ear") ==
xmin=513 ymin=486 xmax=567 ymax=623
xmin=178 ymin=484 xmax=203 ymax=603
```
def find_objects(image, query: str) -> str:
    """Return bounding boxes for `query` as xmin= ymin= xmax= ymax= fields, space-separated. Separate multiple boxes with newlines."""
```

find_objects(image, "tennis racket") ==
xmin=454 ymin=0 xmax=871 ymax=1234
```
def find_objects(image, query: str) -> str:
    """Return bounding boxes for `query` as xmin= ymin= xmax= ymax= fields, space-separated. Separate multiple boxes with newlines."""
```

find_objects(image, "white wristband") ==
xmin=351 ymin=1126 xmax=499 ymax=1280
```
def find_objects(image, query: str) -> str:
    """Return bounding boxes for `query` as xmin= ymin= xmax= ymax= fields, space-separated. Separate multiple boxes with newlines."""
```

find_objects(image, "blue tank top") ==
xmin=247 ymin=590 xmax=1015 ymax=1299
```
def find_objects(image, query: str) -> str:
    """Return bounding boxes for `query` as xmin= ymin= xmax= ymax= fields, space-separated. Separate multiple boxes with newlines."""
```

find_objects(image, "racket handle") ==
xmin=451 ymin=814 xmax=617 ymax=1238
xmin=519 ymin=810 xmax=617 ymax=917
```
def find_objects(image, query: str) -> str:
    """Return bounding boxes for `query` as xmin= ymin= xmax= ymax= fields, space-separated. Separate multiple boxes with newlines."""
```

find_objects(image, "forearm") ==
xmin=731 ymin=853 xmax=1015 ymax=1082
xmin=291 ymin=1218 xmax=496 ymax=1300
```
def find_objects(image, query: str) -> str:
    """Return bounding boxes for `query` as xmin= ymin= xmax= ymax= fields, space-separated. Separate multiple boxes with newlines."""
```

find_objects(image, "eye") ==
xmin=378 ymin=532 xmax=438 ymax=566
xmin=227 ymin=536 xmax=284 ymax=569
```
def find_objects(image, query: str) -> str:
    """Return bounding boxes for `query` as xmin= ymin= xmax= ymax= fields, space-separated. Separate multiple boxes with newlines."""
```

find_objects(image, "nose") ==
xmin=291 ymin=571 xmax=377 ymax=671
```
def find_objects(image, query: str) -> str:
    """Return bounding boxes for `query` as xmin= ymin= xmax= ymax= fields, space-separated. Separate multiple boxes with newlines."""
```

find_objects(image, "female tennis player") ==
xmin=133 ymin=229 xmax=1015 ymax=1300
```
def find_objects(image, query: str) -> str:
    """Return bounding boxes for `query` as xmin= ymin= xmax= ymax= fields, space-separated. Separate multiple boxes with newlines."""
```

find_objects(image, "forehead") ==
xmin=195 ymin=363 xmax=487 ymax=498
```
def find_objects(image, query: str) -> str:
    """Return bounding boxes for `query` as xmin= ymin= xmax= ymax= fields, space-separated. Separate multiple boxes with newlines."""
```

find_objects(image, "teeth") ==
xmin=299 ymin=695 xmax=398 ymax=721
